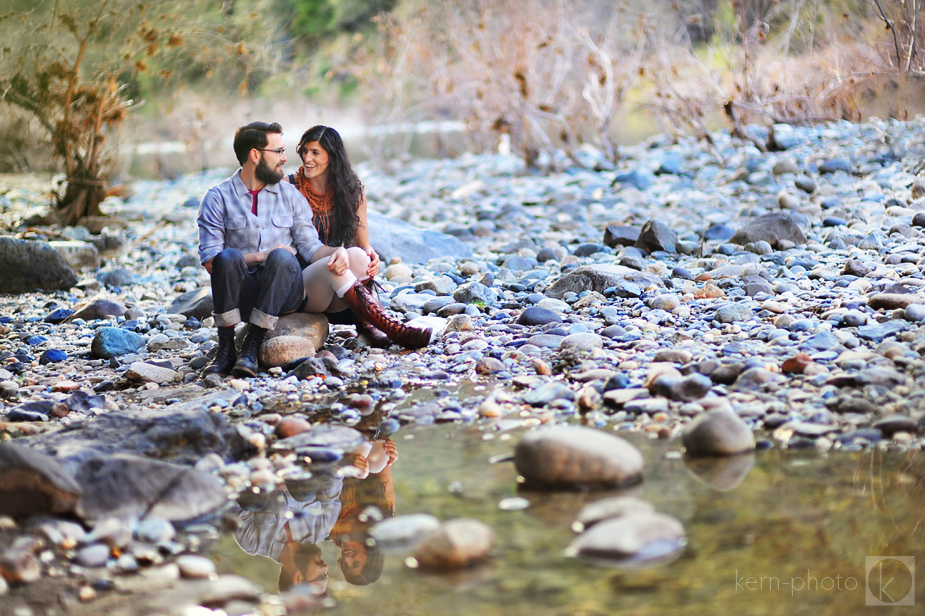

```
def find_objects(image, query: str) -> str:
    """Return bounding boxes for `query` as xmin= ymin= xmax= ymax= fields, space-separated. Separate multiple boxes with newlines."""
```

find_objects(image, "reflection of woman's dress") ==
xmin=233 ymin=470 xmax=343 ymax=562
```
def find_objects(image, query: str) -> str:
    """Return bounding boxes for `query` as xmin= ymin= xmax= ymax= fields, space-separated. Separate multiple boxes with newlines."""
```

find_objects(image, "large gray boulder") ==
xmin=0 ymin=442 xmax=82 ymax=518
xmin=26 ymin=390 xmax=253 ymax=473
xmin=74 ymin=454 xmax=227 ymax=523
xmin=0 ymin=236 xmax=77 ymax=293
xmin=368 ymin=210 xmax=473 ymax=265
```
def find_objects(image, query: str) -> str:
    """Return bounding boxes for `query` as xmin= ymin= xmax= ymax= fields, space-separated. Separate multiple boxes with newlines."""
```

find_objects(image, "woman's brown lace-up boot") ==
xmin=341 ymin=282 xmax=432 ymax=349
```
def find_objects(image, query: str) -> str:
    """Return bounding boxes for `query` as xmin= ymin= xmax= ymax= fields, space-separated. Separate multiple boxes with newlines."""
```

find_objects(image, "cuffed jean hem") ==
xmin=213 ymin=308 xmax=241 ymax=327
xmin=249 ymin=309 xmax=277 ymax=330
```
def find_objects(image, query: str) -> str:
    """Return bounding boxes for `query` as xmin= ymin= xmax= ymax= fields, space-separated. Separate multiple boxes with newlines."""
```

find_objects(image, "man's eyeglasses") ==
xmin=256 ymin=147 xmax=285 ymax=155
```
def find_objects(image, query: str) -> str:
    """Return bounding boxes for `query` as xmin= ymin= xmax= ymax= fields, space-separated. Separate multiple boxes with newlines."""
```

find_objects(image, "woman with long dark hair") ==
xmin=288 ymin=125 xmax=430 ymax=349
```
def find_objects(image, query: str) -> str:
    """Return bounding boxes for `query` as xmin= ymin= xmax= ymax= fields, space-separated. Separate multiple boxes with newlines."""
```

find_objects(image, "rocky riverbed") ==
xmin=2 ymin=118 xmax=925 ymax=613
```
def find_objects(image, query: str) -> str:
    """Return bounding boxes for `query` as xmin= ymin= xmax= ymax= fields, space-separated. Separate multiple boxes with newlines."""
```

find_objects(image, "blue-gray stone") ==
xmin=39 ymin=349 xmax=67 ymax=364
xmin=611 ymin=170 xmax=653 ymax=190
xmin=518 ymin=306 xmax=563 ymax=326
xmin=90 ymin=327 xmax=145 ymax=359
xmin=818 ymin=159 xmax=851 ymax=174
xmin=0 ymin=237 xmax=77 ymax=294
xmin=799 ymin=331 xmax=839 ymax=351
xmin=44 ymin=308 xmax=75 ymax=324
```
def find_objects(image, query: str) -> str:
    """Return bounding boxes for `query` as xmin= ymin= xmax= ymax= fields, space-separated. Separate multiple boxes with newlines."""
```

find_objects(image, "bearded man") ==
xmin=197 ymin=121 xmax=340 ymax=377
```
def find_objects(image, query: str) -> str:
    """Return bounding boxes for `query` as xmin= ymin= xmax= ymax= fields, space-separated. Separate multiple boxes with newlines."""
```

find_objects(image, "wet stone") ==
xmin=681 ymin=407 xmax=756 ymax=456
xmin=514 ymin=426 xmax=643 ymax=489
xmin=567 ymin=512 xmax=686 ymax=566
xmin=370 ymin=513 xmax=442 ymax=549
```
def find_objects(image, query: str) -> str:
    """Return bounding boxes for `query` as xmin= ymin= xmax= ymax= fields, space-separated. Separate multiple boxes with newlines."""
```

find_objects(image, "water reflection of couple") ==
xmin=232 ymin=437 xmax=398 ymax=592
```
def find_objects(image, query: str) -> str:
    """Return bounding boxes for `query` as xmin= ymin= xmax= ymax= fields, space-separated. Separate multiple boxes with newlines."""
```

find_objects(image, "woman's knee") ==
xmin=346 ymin=246 xmax=371 ymax=276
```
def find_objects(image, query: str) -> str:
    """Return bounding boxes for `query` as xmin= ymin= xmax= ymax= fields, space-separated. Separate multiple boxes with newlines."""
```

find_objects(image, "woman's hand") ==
xmin=326 ymin=246 xmax=349 ymax=276
xmin=383 ymin=439 xmax=398 ymax=466
xmin=364 ymin=245 xmax=380 ymax=278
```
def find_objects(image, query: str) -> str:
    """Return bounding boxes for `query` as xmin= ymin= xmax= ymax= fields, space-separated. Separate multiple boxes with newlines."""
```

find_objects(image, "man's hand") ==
xmin=326 ymin=246 xmax=349 ymax=276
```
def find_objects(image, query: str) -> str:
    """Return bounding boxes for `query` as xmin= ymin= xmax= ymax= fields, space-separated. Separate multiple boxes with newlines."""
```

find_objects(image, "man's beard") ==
xmin=255 ymin=156 xmax=283 ymax=184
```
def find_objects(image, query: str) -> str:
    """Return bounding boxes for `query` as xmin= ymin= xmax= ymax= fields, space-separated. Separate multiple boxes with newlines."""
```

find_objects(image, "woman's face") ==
xmin=339 ymin=540 xmax=368 ymax=576
xmin=300 ymin=140 xmax=330 ymax=181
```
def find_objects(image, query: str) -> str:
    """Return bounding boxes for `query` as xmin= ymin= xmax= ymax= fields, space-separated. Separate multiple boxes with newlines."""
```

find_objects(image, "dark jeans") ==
xmin=210 ymin=247 xmax=303 ymax=330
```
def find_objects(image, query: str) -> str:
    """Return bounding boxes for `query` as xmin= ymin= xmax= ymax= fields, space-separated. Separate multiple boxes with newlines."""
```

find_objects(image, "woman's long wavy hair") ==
xmin=297 ymin=125 xmax=363 ymax=247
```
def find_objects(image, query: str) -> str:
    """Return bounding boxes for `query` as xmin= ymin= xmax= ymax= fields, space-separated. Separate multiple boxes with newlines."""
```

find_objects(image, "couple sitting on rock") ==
xmin=196 ymin=121 xmax=431 ymax=377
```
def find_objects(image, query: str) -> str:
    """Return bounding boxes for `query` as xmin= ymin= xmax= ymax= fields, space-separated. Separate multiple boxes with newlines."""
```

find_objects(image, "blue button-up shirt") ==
xmin=197 ymin=170 xmax=323 ymax=267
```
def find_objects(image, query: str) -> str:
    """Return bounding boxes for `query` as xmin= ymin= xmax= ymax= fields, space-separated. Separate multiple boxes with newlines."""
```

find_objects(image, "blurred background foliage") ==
xmin=2 ymin=0 xmax=925 ymax=217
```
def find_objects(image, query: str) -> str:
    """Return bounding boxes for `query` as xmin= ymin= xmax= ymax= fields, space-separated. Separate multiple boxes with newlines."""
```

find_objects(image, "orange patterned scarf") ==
xmin=294 ymin=171 xmax=333 ymax=240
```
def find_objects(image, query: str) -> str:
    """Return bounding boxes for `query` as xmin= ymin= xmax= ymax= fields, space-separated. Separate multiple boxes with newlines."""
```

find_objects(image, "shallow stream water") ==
xmin=207 ymin=386 xmax=925 ymax=616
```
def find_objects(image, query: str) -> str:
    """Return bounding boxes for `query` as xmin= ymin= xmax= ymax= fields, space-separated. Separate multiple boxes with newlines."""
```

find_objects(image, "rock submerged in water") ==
xmin=413 ymin=518 xmax=493 ymax=570
xmin=566 ymin=512 xmax=686 ymax=567
xmin=514 ymin=426 xmax=643 ymax=489
xmin=681 ymin=407 xmax=756 ymax=456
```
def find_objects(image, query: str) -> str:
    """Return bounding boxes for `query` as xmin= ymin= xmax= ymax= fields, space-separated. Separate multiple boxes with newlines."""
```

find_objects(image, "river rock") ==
xmin=125 ymin=361 xmax=178 ymax=384
xmin=413 ymin=518 xmax=493 ymax=570
xmin=259 ymin=335 xmax=316 ymax=368
xmin=168 ymin=287 xmax=214 ymax=320
xmin=370 ymin=513 xmax=443 ymax=549
xmin=514 ymin=426 xmax=643 ymax=489
xmin=74 ymin=454 xmax=228 ymax=523
xmin=681 ymin=407 xmax=756 ymax=456
xmin=566 ymin=512 xmax=686 ymax=566
xmin=603 ymin=225 xmax=640 ymax=248
xmin=71 ymin=297 xmax=127 ymax=320
xmin=261 ymin=312 xmax=329 ymax=350
xmin=729 ymin=211 xmax=806 ymax=246
xmin=90 ymin=327 xmax=145 ymax=359
xmin=518 ymin=306 xmax=563 ymax=326
xmin=634 ymin=219 xmax=677 ymax=253
xmin=49 ymin=240 xmax=101 ymax=272
xmin=0 ymin=442 xmax=82 ymax=517
xmin=544 ymin=264 xmax=663 ymax=299
xmin=0 ymin=237 xmax=78 ymax=293
xmin=26 ymin=391 xmax=252 ymax=470
xmin=575 ymin=496 xmax=655 ymax=530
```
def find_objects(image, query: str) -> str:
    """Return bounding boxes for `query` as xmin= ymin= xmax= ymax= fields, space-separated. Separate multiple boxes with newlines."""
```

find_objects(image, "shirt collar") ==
xmin=231 ymin=168 xmax=283 ymax=196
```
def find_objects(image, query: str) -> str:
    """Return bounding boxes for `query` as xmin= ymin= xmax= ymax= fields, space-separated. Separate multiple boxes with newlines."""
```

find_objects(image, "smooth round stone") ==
xmin=176 ymin=554 xmax=216 ymax=579
xmin=518 ymin=306 xmax=563 ymax=326
xmin=794 ymin=175 xmax=817 ymax=193
xmin=371 ymin=513 xmax=442 ymax=549
xmin=648 ymin=294 xmax=680 ymax=311
xmin=559 ymin=333 xmax=603 ymax=353
xmin=905 ymin=303 xmax=925 ymax=322
xmin=135 ymin=518 xmax=176 ymax=543
xmin=566 ymin=512 xmax=686 ymax=566
xmin=514 ymin=426 xmax=643 ymax=489
xmin=76 ymin=543 xmax=111 ymax=567
xmin=536 ymin=297 xmax=571 ymax=313
xmin=525 ymin=334 xmax=564 ymax=349
xmin=475 ymin=357 xmax=505 ymax=375
xmin=651 ymin=349 xmax=692 ymax=364
xmin=259 ymin=335 xmax=316 ymax=368
xmin=575 ymin=496 xmax=655 ymax=530
xmin=713 ymin=303 xmax=754 ymax=323
xmin=872 ymin=415 xmax=918 ymax=436
xmin=681 ymin=407 xmax=756 ymax=456
xmin=385 ymin=263 xmax=414 ymax=280
xmin=413 ymin=518 xmax=493 ymax=570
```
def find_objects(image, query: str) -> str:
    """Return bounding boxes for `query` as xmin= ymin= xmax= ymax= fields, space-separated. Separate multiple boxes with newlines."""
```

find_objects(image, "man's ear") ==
xmin=248 ymin=148 xmax=261 ymax=166
xmin=292 ymin=570 xmax=304 ymax=585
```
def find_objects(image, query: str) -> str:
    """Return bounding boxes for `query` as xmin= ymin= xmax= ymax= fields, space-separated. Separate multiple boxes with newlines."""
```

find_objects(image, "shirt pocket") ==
xmin=271 ymin=213 xmax=293 ymax=228
xmin=225 ymin=216 xmax=247 ymax=230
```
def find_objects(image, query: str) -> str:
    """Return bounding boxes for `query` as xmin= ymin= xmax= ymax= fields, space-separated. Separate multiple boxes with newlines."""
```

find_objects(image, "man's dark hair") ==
xmin=233 ymin=121 xmax=282 ymax=165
